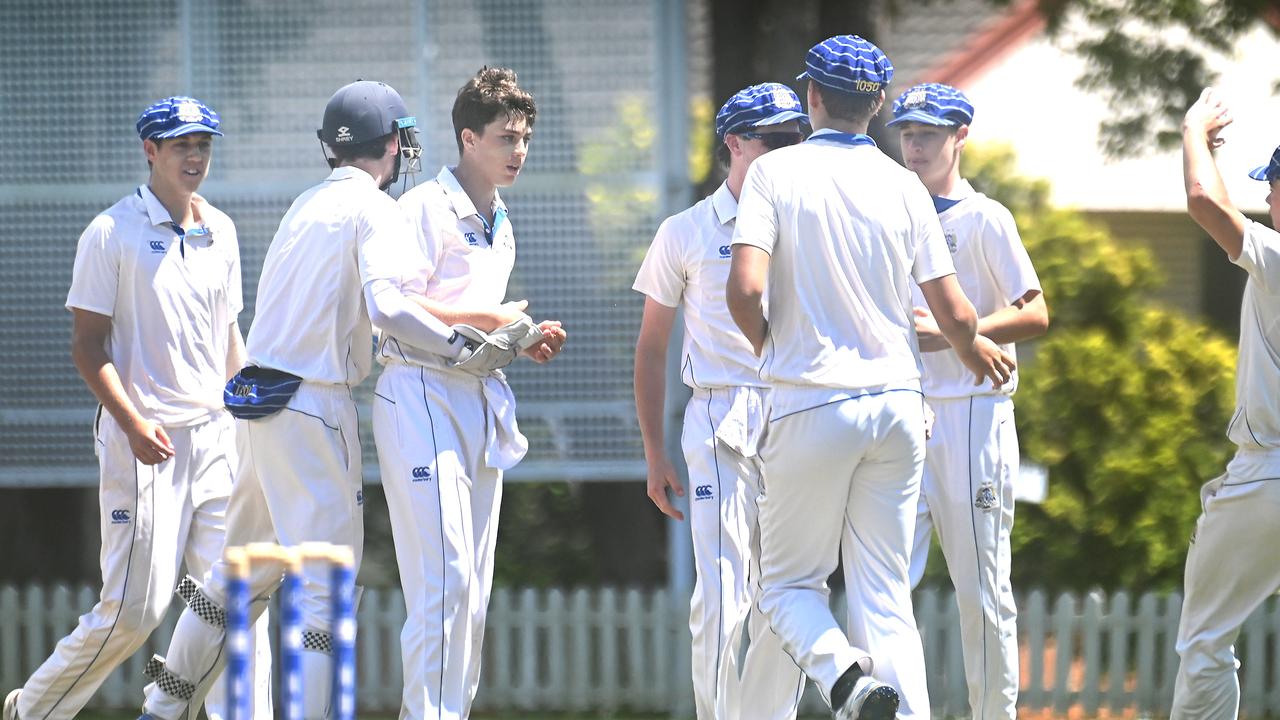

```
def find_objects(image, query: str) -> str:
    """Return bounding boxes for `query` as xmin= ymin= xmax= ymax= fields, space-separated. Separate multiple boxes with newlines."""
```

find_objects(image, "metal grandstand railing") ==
xmin=0 ymin=0 xmax=706 ymax=486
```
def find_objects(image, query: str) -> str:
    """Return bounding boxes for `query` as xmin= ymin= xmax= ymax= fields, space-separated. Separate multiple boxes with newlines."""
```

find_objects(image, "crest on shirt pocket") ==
xmin=945 ymin=232 xmax=958 ymax=254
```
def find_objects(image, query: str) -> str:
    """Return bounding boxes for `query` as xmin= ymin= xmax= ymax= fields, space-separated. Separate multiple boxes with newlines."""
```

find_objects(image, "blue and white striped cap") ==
xmin=136 ymin=96 xmax=222 ymax=140
xmin=715 ymin=83 xmax=810 ymax=139
xmin=797 ymin=35 xmax=893 ymax=95
xmin=887 ymin=83 xmax=974 ymax=128
xmin=1248 ymin=145 xmax=1280 ymax=182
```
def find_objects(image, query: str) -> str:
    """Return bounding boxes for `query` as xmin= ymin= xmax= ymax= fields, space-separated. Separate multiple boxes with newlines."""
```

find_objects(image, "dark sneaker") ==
xmin=834 ymin=676 xmax=899 ymax=720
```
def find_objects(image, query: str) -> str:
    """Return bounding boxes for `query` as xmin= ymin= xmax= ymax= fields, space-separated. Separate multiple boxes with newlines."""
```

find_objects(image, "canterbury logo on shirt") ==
xmin=411 ymin=466 xmax=432 ymax=482
xmin=110 ymin=509 xmax=131 ymax=524
xmin=149 ymin=240 xmax=166 ymax=253
xmin=694 ymin=484 xmax=714 ymax=500
xmin=717 ymin=245 xmax=731 ymax=258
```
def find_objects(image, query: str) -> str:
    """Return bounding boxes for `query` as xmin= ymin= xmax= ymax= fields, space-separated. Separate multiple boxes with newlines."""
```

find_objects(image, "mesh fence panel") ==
xmin=0 ymin=0 xmax=699 ymax=485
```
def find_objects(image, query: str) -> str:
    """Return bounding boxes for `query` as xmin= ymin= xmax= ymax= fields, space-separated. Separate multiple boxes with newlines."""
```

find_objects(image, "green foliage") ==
xmin=1035 ymin=0 xmax=1267 ymax=157
xmin=494 ymin=483 xmax=598 ymax=587
xmin=961 ymin=144 xmax=1238 ymax=591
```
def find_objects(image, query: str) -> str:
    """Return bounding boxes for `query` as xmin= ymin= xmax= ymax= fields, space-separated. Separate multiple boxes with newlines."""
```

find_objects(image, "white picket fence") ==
xmin=1 ymin=584 xmax=1278 ymax=717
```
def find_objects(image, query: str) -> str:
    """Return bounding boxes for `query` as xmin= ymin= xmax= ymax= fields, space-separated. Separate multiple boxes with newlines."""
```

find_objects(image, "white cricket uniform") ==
xmin=733 ymin=129 xmax=955 ymax=719
xmin=1172 ymin=220 xmax=1280 ymax=720
xmin=143 ymin=166 xmax=409 ymax=720
xmin=14 ymin=186 xmax=271 ymax=720
xmin=373 ymin=166 xmax=523 ymax=720
xmin=633 ymin=182 xmax=805 ymax=720
xmin=906 ymin=180 xmax=1040 ymax=720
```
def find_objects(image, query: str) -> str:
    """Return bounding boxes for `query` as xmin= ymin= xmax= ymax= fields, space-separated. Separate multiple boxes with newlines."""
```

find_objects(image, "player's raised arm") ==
xmin=1183 ymin=87 xmax=1247 ymax=261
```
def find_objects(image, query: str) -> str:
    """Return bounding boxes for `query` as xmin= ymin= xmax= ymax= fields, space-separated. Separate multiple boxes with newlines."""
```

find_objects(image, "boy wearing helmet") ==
xmin=375 ymin=67 xmax=565 ymax=719
xmin=136 ymin=81 xmax=465 ymax=720
xmin=633 ymin=83 xmax=807 ymax=720
xmin=889 ymin=82 xmax=1048 ymax=720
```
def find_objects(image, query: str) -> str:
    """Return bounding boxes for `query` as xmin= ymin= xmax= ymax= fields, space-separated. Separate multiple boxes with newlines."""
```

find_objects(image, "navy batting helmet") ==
xmin=318 ymin=80 xmax=422 ymax=186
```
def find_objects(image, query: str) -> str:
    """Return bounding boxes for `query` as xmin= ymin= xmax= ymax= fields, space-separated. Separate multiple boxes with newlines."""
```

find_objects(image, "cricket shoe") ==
xmin=834 ymin=676 xmax=899 ymax=720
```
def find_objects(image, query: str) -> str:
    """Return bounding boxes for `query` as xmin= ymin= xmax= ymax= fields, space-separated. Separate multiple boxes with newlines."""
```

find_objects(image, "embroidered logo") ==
xmin=718 ymin=245 xmax=731 ymax=258
xmin=412 ymin=466 xmax=432 ymax=482
xmin=149 ymin=240 xmax=166 ymax=253
xmin=356 ymin=489 xmax=364 ymax=505
xmin=176 ymin=100 xmax=203 ymax=123
xmin=974 ymin=483 xmax=997 ymax=511
xmin=111 ymin=509 xmax=131 ymax=524
xmin=903 ymin=87 xmax=928 ymax=109
xmin=945 ymin=232 xmax=958 ymax=254
xmin=464 ymin=232 xmax=479 ymax=246
xmin=336 ymin=126 xmax=353 ymax=143
xmin=694 ymin=484 xmax=713 ymax=500
xmin=771 ymin=88 xmax=799 ymax=109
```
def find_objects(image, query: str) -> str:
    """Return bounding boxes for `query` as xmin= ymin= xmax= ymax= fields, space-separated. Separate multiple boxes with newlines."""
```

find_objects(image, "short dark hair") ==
xmin=452 ymin=66 xmax=536 ymax=154
xmin=331 ymin=133 xmax=393 ymax=164
xmin=814 ymin=82 xmax=882 ymax=126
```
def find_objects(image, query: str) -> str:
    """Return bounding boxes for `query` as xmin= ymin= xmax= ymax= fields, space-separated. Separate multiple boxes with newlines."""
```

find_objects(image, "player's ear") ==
xmin=725 ymin=134 xmax=742 ymax=158
xmin=460 ymin=127 xmax=477 ymax=153
xmin=954 ymin=124 xmax=969 ymax=151
xmin=143 ymin=138 xmax=160 ymax=164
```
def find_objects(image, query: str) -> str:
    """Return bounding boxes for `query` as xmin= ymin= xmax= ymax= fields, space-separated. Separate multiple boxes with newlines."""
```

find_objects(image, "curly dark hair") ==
xmin=452 ymin=66 xmax=537 ymax=154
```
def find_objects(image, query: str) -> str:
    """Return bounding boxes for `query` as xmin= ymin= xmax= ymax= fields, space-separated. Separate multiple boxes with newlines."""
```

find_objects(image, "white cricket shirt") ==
xmin=66 ymin=185 xmax=242 ymax=427
xmin=380 ymin=166 xmax=516 ymax=369
xmin=913 ymin=180 xmax=1041 ymax=399
xmin=633 ymin=182 xmax=765 ymax=389
xmin=732 ymin=129 xmax=955 ymax=412
xmin=1225 ymin=220 xmax=1280 ymax=472
xmin=246 ymin=166 xmax=410 ymax=385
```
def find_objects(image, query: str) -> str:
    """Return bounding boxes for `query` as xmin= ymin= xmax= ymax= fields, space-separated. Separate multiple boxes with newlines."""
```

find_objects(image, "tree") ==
xmin=931 ymin=145 xmax=1239 ymax=591
xmin=1037 ymin=0 xmax=1277 ymax=157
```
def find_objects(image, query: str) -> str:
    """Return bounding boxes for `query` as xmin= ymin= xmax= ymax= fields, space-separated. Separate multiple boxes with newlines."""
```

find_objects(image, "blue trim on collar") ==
xmin=805 ymin=131 xmax=876 ymax=148
xmin=932 ymin=196 xmax=962 ymax=214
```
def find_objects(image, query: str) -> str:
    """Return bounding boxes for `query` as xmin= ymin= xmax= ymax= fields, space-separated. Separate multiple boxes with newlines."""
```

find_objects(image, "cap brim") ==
xmin=796 ymin=71 xmax=811 ymax=82
xmin=152 ymin=123 xmax=223 ymax=139
xmin=750 ymin=110 xmax=811 ymax=129
xmin=886 ymin=110 xmax=959 ymax=128
xmin=1248 ymin=165 xmax=1273 ymax=181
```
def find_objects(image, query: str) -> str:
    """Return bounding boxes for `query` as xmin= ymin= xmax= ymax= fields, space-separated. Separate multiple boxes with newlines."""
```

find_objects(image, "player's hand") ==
xmin=958 ymin=335 xmax=1016 ymax=389
xmin=645 ymin=455 xmax=685 ymax=521
xmin=1183 ymin=88 xmax=1233 ymax=149
xmin=127 ymin=418 xmax=175 ymax=465
xmin=913 ymin=307 xmax=949 ymax=352
xmin=522 ymin=320 xmax=566 ymax=363
xmin=490 ymin=299 xmax=531 ymax=329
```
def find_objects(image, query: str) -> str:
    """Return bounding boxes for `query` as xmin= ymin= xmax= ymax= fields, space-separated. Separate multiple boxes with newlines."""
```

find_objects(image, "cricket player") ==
xmin=2 ymin=97 xmax=271 ymax=720
xmin=634 ymin=83 xmax=808 ymax=720
xmin=1171 ymin=88 xmax=1280 ymax=720
xmin=888 ymin=82 xmax=1049 ymax=720
xmin=726 ymin=36 xmax=1016 ymax=720
xmin=375 ymin=66 xmax=566 ymax=719
xmin=136 ymin=80 xmax=467 ymax=720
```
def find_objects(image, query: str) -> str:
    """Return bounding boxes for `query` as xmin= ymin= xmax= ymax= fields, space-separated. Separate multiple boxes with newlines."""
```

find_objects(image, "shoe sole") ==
xmin=857 ymin=685 xmax=900 ymax=720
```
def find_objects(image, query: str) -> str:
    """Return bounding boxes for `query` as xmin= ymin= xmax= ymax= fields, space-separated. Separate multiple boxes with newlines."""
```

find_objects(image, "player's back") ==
xmin=247 ymin=167 xmax=394 ymax=386
xmin=735 ymin=134 xmax=951 ymax=395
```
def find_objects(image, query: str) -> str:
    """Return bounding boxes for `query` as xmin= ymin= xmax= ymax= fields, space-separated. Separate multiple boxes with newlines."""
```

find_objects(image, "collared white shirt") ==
xmin=380 ymin=166 xmax=516 ymax=368
xmin=732 ymin=128 xmax=955 ymax=404
xmin=1226 ymin=221 xmax=1280 ymax=465
xmin=633 ymin=182 xmax=765 ymax=389
xmin=246 ymin=166 xmax=411 ymax=385
xmin=66 ymin=185 xmax=241 ymax=427
xmin=912 ymin=179 xmax=1041 ymax=399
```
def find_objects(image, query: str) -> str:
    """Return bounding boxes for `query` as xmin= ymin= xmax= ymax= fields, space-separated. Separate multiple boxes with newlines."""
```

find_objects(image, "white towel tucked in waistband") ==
xmin=482 ymin=373 xmax=528 ymax=470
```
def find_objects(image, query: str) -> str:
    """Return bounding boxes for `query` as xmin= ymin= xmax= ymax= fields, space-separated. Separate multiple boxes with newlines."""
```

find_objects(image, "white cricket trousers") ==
xmin=683 ymin=387 xmax=804 ymax=720
xmin=17 ymin=410 xmax=271 ymax=720
xmin=756 ymin=389 xmax=931 ymax=720
xmin=143 ymin=382 xmax=364 ymax=720
xmin=908 ymin=395 xmax=1019 ymax=720
xmin=372 ymin=364 xmax=504 ymax=720
xmin=1171 ymin=457 xmax=1280 ymax=720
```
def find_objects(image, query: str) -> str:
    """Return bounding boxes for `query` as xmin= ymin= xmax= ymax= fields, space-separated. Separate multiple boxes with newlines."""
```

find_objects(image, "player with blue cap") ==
xmin=729 ymin=35 xmax=1016 ymax=720
xmin=1171 ymin=88 xmax=1280 ymax=720
xmin=635 ymin=81 xmax=808 ymax=720
xmin=3 ymin=95 xmax=275 ymax=720
xmin=134 ymin=80 xmax=460 ymax=720
xmin=890 ymin=81 xmax=1048 ymax=720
